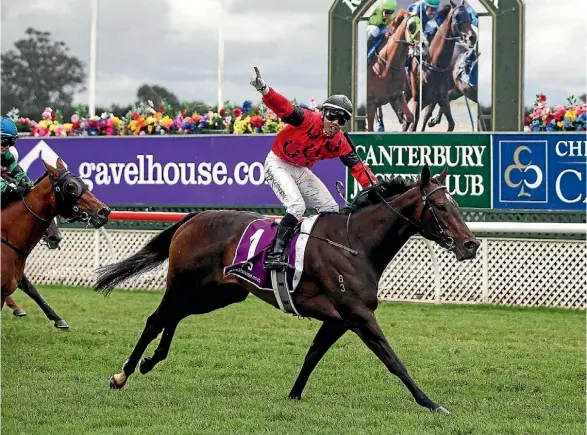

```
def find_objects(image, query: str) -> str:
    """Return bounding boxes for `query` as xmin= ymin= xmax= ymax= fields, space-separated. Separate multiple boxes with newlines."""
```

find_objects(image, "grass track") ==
xmin=1 ymin=285 xmax=585 ymax=435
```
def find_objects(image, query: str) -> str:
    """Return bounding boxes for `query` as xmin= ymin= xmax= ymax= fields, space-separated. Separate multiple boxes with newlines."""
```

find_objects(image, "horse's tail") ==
xmin=93 ymin=212 xmax=197 ymax=295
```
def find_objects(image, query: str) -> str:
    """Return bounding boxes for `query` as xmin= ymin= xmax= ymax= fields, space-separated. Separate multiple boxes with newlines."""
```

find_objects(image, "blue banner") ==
xmin=492 ymin=133 xmax=586 ymax=210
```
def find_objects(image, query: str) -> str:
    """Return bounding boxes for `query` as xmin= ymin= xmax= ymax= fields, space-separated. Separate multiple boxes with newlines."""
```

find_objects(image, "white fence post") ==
xmin=93 ymin=229 xmax=100 ymax=271
xmin=424 ymin=239 xmax=442 ymax=304
xmin=482 ymin=238 xmax=489 ymax=304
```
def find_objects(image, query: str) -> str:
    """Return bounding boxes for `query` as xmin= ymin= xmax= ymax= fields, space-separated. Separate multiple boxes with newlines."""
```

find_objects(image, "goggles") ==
xmin=383 ymin=9 xmax=394 ymax=15
xmin=324 ymin=109 xmax=349 ymax=126
xmin=1 ymin=137 xmax=16 ymax=148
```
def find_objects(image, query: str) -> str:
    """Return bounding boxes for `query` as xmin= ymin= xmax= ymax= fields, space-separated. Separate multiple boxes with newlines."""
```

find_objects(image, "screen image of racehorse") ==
xmin=364 ymin=0 xmax=480 ymax=132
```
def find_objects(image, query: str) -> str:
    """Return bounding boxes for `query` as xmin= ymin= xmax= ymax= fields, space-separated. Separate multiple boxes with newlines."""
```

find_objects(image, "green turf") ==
xmin=2 ymin=286 xmax=585 ymax=435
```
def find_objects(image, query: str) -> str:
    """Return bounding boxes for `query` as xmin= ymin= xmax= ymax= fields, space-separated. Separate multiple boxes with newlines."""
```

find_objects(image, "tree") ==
xmin=136 ymin=84 xmax=181 ymax=111
xmin=1 ymin=27 xmax=86 ymax=114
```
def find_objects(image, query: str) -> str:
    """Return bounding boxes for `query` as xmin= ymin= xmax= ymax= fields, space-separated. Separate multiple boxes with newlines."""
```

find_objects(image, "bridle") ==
xmin=1 ymin=170 xmax=90 ymax=256
xmin=340 ymin=181 xmax=456 ymax=255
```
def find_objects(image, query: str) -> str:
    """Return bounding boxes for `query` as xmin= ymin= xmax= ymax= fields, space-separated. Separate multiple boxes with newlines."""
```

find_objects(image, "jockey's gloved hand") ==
xmin=250 ymin=67 xmax=269 ymax=95
xmin=6 ymin=182 xmax=26 ymax=197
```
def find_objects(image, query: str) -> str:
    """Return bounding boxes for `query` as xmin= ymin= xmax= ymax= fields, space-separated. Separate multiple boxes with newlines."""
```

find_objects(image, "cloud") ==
xmin=1 ymin=0 xmax=585 ymax=111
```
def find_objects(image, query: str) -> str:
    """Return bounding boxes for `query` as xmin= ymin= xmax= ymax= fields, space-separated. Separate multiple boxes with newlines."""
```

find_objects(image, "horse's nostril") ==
xmin=464 ymin=240 xmax=479 ymax=252
xmin=99 ymin=208 xmax=111 ymax=217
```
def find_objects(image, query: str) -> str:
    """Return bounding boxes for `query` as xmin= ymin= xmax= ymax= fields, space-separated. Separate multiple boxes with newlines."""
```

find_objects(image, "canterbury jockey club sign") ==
xmin=14 ymin=133 xmax=585 ymax=211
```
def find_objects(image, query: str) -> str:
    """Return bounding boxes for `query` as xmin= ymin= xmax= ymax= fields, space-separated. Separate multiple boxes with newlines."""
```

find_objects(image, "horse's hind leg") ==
xmin=138 ymin=283 xmax=248 ymax=376
xmin=5 ymin=295 xmax=26 ymax=316
xmin=18 ymin=275 xmax=69 ymax=328
xmin=110 ymin=295 xmax=172 ymax=389
xmin=347 ymin=306 xmax=449 ymax=414
xmin=289 ymin=320 xmax=347 ymax=400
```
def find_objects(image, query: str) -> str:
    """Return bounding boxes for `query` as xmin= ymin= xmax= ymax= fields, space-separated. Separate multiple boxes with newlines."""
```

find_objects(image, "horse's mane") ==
xmin=33 ymin=171 xmax=49 ymax=185
xmin=343 ymin=176 xmax=413 ymax=213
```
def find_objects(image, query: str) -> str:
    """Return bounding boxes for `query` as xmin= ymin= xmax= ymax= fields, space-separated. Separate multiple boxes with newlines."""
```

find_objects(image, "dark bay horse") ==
xmin=1 ymin=159 xmax=110 ymax=308
xmin=4 ymin=218 xmax=70 ymax=328
xmin=428 ymin=41 xmax=479 ymax=129
xmin=366 ymin=10 xmax=421 ymax=132
xmin=94 ymin=165 xmax=479 ymax=415
xmin=405 ymin=0 xmax=477 ymax=131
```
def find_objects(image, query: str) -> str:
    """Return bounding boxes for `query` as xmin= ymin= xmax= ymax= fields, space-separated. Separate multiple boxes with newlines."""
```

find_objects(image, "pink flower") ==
xmin=42 ymin=110 xmax=52 ymax=120
xmin=71 ymin=114 xmax=80 ymax=123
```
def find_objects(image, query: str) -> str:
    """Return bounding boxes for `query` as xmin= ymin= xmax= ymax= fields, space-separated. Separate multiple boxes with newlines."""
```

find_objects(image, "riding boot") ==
xmin=264 ymin=213 xmax=298 ymax=270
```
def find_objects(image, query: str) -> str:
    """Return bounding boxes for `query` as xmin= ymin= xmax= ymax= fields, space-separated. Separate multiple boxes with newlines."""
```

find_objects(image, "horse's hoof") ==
xmin=109 ymin=373 xmax=127 ymax=390
xmin=13 ymin=308 xmax=26 ymax=317
xmin=54 ymin=319 xmax=69 ymax=329
xmin=433 ymin=406 xmax=450 ymax=415
xmin=288 ymin=392 xmax=302 ymax=400
xmin=139 ymin=357 xmax=153 ymax=375
xmin=428 ymin=120 xmax=437 ymax=127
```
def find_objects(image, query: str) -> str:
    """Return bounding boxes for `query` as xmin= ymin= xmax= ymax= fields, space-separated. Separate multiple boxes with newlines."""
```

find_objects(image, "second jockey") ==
xmin=250 ymin=68 xmax=377 ymax=271
xmin=1 ymin=117 xmax=33 ymax=204
xmin=407 ymin=0 xmax=445 ymax=43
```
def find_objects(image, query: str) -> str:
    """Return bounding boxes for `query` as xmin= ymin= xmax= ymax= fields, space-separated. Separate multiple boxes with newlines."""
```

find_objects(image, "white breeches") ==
xmin=366 ymin=24 xmax=381 ymax=38
xmin=264 ymin=151 xmax=339 ymax=220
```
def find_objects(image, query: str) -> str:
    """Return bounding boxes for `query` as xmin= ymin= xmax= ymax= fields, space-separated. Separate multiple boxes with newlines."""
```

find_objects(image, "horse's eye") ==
xmin=436 ymin=203 xmax=447 ymax=211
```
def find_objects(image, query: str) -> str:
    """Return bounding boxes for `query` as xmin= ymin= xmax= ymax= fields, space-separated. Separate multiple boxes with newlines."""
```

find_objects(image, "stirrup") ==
xmin=264 ymin=252 xmax=293 ymax=270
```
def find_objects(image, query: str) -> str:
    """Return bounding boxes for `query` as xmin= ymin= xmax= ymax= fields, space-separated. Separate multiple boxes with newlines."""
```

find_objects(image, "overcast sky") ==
xmin=1 ymin=0 xmax=585 ymax=110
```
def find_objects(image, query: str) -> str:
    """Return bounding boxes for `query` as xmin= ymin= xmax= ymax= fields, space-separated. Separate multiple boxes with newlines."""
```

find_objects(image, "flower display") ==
xmin=5 ymin=96 xmax=319 ymax=136
xmin=524 ymin=94 xmax=586 ymax=132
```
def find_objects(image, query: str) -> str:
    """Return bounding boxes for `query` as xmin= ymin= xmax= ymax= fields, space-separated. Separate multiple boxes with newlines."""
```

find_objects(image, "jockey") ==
xmin=250 ymin=68 xmax=377 ymax=270
xmin=407 ymin=0 xmax=444 ymax=43
xmin=1 ymin=117 xmax=33 ymax=203
xmin=366 ymin=0 xmax=397 ymax=61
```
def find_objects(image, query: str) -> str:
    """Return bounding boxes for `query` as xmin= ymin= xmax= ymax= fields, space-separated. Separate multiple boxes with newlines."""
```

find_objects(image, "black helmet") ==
xmin=322 ymin=95 xmax=353 ymax=119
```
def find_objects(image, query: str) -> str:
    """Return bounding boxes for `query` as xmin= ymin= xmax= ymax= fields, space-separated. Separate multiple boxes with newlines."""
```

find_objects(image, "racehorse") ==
xmin=1 ymin=159 xmax=110 ymax=308
xmin=427 ymin=41 xmax=479 ymax=129
xmin=4 ymin=218 xmax=70 ymax=328
xmin=366 ymin=9 xmax=421 ymax=132
xmin=405 ymin=0 xmax=477 ymax=131
xmin=94 ymin=165 xmax=480 ymax=415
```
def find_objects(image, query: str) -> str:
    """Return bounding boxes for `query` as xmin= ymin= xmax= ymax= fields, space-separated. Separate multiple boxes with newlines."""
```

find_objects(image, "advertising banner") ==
xmin=492 ymin=133 xmax=586 ymax=210
xmin=15 ymin=136 xmax=345 ymax=206
xmin=346 ymin=133 xmax=491 ymax=208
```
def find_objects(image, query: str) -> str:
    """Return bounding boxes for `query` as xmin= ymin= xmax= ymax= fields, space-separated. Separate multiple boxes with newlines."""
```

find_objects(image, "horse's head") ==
xmin=42 ymin=218 xmax=62 ymax=250
xmin=415 ymin=164 xmax=479 ymax=260
xmin=449 ymin=0 xmax=477 ymax=48
xmin=43 ymin=159 xmax=110 ymax=228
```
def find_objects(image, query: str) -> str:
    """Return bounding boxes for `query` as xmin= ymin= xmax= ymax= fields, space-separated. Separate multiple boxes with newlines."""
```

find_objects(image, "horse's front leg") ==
xmin=289 ymin=320 xmax=348 ymax=400
xmin=366 ymin=102 xmax=376 ymax=132
xmin=18 ymin=275 xmax=68 ymax=328
xmin=439 ymin=97 xmax=456 ymax=131
xmin=409 ymin=99 xmax=420 ymax=132
xmin=346 ymin=305 xmax=449 ymax=414
xmin=421 ymin=103 xmax=437 ymax=132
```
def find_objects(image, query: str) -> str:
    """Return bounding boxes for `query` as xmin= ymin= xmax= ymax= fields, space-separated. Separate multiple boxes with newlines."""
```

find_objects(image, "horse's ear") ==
xmin=43 ymin=160 xmax=60 ymax=179
xmin=390 ymin=12 xmax=405 ymax=30
xmin=438 ymin=165 xmax=448 ymax=184
xmin=55 ymin=158 xmax=67 ymax=170
xmin=420 ymin=164 xmax=431 ymax=187
xmin=450 ymin=0 xmax=456 ymax=7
